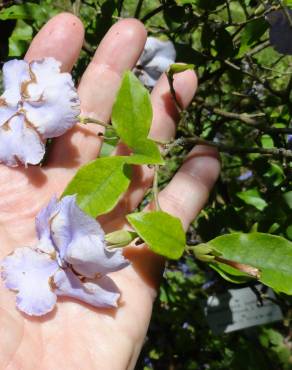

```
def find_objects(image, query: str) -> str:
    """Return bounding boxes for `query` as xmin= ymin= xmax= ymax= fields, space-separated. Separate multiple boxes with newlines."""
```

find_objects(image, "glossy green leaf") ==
xmin=63 ymin=157 xmax=131 ymax=217
xmin=237 ymin=188 xmax=268 ymax=211
xmin=111 ymin=71 xmax=163 ymax=164
xmin=208 ymin=232 xmax=292 ymax=294
xmin=127 ymin=211 xmax=186 ymax=259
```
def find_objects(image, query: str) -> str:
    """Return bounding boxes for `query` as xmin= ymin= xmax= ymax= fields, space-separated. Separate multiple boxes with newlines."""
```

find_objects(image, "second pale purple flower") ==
xmin=1 ymin=195 xmax=130 ymax=316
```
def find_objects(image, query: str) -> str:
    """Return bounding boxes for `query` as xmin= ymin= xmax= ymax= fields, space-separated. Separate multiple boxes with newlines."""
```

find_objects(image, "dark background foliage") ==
xmin=0 ymin=0 xmax=291 ymax=368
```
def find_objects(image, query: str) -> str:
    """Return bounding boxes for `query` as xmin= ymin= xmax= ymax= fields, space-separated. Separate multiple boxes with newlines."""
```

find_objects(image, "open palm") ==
xmin=0 ymin=14 xmax=220 ymax=370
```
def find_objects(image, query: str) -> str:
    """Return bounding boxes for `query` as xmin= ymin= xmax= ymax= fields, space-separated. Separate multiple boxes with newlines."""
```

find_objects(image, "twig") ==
xmin=117 ymin=0 xmax=124 ymax=16
xmin=170 ymin=136 xmax=292 ymax=159
xmin=226 ymin=0 xmax=232 ymax=24
xmin=82 ymin=40 xmax=95 ymax=55
xmin=223 ymin=59 xmax=284 ymax=99
xmin=166 ymin=72 xmax=183 ymax=113
xmin=79 ymin=116 xmax=113 ymax=129
xmin=134 ymin=0 xmax=144 ymax=19
xmin=194 ymin=98 xmax=292 ymax=134
xmin=72 ymin=0 xmax=81 ymax=16
xmin=141 ymin=5 xmax=164 ymax=23
xmin=153 ymin=165 xmax=161 ymax=211
xmin=194 ymin=97 xmax=261 ymax=126
xmin=246 ymin=40 xmax=270 ymax=57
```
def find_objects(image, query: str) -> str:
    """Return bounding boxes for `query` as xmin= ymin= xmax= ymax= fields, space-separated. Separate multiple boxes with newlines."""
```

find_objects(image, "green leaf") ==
xmin=261 ymin=134 xmax=274 ymax=148
xmin=208 ymin=232 xmax=292 ymax=294
xmin=127 ymin=211 xmax=186 ymax=259
xmin=264 ymin=163 xmax=284 ymax=186
xmin=168 ymin=63 xmax=194 ymax=75
xmin=196 ymin=0 xmax=225 ymax=11
xmin=238 ymin=18 xmax=268 ymax=57
xmin=111 ymin=71 xmax=164 ymax=164
xmin=215 ymin=27 xmax=236 ymax=58
xmin=8 ymin=20 xmax=32 ymax=57
xmin=237 ymin=188 xmax=268 ymax=211
xmin=0 ymin=3 xmax=57 ymax=24
xmin=209 ymin=262 xmax=253 ymax=284
xmin=283 ymin=191 xmax=292 ymax=209
xmin=99 ymin=128 xmax=119 ymax=157
xmin=125 ymin=142 xmax=165 ymax=165
xmin=62 ymin=157 xmax=131 ymax=217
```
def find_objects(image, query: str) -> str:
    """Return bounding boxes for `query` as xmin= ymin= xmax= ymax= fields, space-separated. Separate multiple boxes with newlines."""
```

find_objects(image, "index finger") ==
xmin=25 ymin=12 xmax=84 ymax=72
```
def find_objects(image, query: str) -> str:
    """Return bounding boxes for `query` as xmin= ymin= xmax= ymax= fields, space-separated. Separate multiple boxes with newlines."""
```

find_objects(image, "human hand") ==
xmin=0 ymin=13 xmax=220 ymax=369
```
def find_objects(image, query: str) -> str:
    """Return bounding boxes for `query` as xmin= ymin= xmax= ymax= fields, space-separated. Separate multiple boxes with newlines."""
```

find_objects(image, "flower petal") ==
xmin=35 ymin=196 xmax=59 ymax=254
xmin=1 ymin=247 xmax=58 ymax=316
xmin=54 ymin=269 xmax=120 ymax=308
xmin=135 ymin=70 xmax=157 ymax=88
xmin=135 ymin=37 xmax=176 ymax=87
xmin=0 ymin=115 xmax=45 ymax=167
xmin=0 ymin=101 xmax=17 ymax=127
xmin=69 ymin=247 xmax=130 ymax=279
xmin=2 ymin=59 xmax=30 ymax=106
xmin=23 ymin=58 xmax=80 ymax=138
xmin=51 ymin=195 xmax=130 ymax=278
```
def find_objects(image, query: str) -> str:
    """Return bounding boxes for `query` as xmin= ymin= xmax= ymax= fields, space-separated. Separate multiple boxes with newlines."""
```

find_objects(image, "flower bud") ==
xmin=105 ymin=230 xmax=138 ymax=248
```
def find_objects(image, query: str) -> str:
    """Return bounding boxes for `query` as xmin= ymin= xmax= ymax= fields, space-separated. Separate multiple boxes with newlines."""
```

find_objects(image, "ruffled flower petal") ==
xmin=0 ymin=115 xmax=45 ymax=166
xmin=54 ymin=269 xmax=120 ymax=308
xmin=23 ymin=58 xmax=80 ymax=138
xmin=50 ymin=195 xmax=129 ymax=278
xmin=1 ymin=247 xmax=59 ymax=316
xmin=0 ymin=102 xmax=17 ymax=127
xmin=35 ymin=196 xmax=59 ymax=254
xmin=2 ymin=59 xmax=30 ymax=106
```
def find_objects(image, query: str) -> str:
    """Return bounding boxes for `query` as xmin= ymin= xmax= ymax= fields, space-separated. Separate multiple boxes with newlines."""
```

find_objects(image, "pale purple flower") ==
xmin=134 ymin=36 xmax=176 ymax=87
xmin=0 ymin=58 xmax=80 ymax=166
xmin=1 ymin=195 xmax=129 ymax=316
xmin=237 ymin=170 xmax=253 ymax=181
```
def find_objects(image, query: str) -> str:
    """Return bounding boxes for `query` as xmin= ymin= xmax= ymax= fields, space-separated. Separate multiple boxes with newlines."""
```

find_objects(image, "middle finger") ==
xmin=50 ymin=18 xmax=147 ymax=167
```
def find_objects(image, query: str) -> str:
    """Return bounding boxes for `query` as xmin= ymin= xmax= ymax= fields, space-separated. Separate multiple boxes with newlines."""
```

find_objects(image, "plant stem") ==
xmin=166 ymin=72 xmax=183 ymax=113
xmin=79 ymin=116 xmax=113 ymax=129
xmin=194 ymin=97 xmax=261 ymax=126
xmin=153 ymin=165 xmax=161 ymax=211
xmin=141 ymin=5 xmax=164 ymax=23
xmin=117 ymin=0 xmax=124 ymax=16
xmin=170 ymin=136 xmax=292 ymax=159
xmin=134 ymin=0 xmax=144 ymax=19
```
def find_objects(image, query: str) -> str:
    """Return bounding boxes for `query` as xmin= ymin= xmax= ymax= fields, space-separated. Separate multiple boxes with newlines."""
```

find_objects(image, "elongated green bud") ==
xmin=187 ymin=243 xmax=219 ymax=262
xmin=105 ymin=230 xmax=138 ymax=248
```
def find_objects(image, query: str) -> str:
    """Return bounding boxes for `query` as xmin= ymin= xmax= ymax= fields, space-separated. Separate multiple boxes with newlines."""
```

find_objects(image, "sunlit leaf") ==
xmin=237 ymin=188 xmax=268 ymax=211
xmin=208 ymin=232 xmax=292 ymax=294
xmin=111 ymin=71 xmax=163 ymax=164
xmin=127 ymin=211 xmax=186 ymax=259
xmin=63 ymin=157 xmax=131 ymax=217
